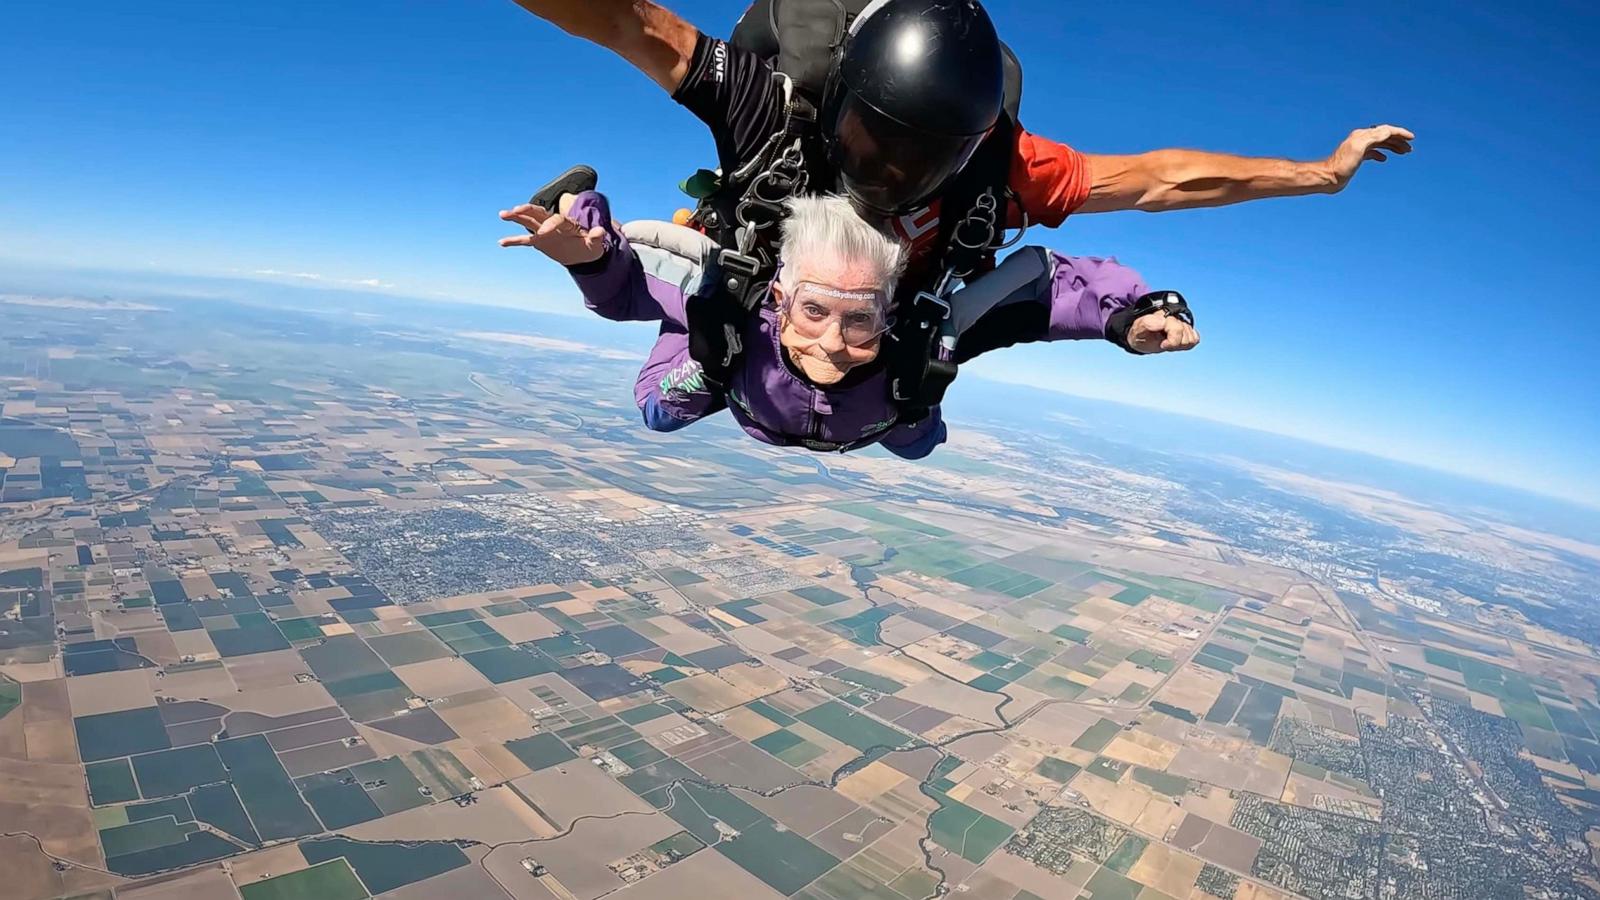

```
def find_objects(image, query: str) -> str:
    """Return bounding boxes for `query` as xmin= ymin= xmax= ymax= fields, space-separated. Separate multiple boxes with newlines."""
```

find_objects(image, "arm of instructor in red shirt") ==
xmin=506 ymin=0 xmax=1414 ymax=217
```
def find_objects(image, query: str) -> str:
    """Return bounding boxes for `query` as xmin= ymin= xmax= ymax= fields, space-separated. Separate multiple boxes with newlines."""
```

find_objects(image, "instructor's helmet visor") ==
xmin=826 ymin=95 xmax=988 ymax=217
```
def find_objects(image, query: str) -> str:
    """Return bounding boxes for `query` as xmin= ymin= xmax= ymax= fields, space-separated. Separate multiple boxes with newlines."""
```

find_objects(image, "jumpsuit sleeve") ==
xmin=563 ymin=191 xmax=690 ymax=328
xmin=878 ymin=416 xmax=948 ymax=460
xmin=558 ymin=192 xmax=723 ymax=431
xmin=953 ymin=249 xmax=1149 ymax=364
xmin=633 ymin=329 xmax=728 ymax=432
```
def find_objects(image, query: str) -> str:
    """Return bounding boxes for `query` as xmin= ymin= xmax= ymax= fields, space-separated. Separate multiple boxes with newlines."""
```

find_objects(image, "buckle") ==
xmin=718 ymin=250 xmax=762 ymax=277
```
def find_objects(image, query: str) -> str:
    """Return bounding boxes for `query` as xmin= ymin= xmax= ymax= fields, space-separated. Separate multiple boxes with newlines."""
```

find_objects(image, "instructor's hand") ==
xmin=1324 ymin=125 xmax=1414 ymax=193
xmin=498 ymin=204 xmax=608 ymax=266
xmin=1128 ymin=312 xmax=1200 ymax=355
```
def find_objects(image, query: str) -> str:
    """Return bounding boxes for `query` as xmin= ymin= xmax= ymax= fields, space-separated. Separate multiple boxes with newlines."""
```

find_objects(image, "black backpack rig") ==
xmin=684 ymin=0 xmax=1029 ymax=430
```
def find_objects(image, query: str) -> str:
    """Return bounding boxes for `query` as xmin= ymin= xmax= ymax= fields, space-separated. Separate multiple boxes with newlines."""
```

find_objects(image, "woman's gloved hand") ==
xmin=497 ymin=203 xmax=608 ymax=266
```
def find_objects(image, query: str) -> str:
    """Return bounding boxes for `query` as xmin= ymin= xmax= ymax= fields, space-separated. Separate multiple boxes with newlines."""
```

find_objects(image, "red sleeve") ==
xmin=1007 ymin=127 xmax=1092 ymax=228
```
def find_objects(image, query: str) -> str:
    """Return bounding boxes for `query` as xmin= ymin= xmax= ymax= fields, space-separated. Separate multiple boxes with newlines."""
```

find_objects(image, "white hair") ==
xmin=776 ymin=194 xmax=908 ymax=301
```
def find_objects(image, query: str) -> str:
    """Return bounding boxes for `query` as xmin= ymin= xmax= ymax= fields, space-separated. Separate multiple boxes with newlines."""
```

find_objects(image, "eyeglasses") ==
xmin=779 ymin=281 xmax=892 ymax=347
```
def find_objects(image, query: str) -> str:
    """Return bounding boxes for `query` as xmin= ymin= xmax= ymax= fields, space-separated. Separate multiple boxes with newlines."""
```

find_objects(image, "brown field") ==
xmin=1127 ymin=840 xmax=1205 ymax=897
xmin=226 ymin=844 xmax=309 ymax=887
xmin=393 ymin=657 xmax=495 ymax=698
xmin=433 ymin=694 xmax=537 ymax=744
xmin=150 ymin=663 xmax=238 ymax=702
xmin=117 ymin=866 xmax=237 ymax=900
xmin=482 ymin=806 xmax=681 ymax=900
xmin=66 ymin=670 xmax=156 ymax=717
xmin=714 ymin=705 xmax=781 ymax=742
xmin=514 ymin=762 xmax=653 ymax=829
xmin=347 ymin=784 xmax=558 ymax=843
xmin=22 ymin=678 xmax=78 ymax=764
xmin=1102 ymin=731 xmax=1181 ymax=770
xmin=663 ymin=672 xmax=757 ymax=713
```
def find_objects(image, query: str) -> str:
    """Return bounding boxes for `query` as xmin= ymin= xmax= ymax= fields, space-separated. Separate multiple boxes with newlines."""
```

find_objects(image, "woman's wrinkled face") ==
xmin=774 ymin=263 xmax=890 ymax=386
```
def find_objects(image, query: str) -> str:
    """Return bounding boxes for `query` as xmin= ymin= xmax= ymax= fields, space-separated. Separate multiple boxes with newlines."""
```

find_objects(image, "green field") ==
xmin=796 ymin=702 xmax=911 ymax=752
xmin=462 ymin=646 xmax=555 ymax=683
xmin=1105 ymin=835 xmax=1148 ymax=873
xmin=1034 ymin=756 xmax=1082 ymax=783
xmin=131 ymin=744 xmax=228 ymax=798
xmin=1052 ymin=624 xmax=1094 ymax=644
xmin=297 ymin=771 xmax=384 ymax=830
xmin=86 ymin=759 xmax=139 ymax=805
xmin=216 ymin=736 xmax=321 ymax=841
xmin=1132 ymin=767 xmax=1191 ymax=796
xmin=275 ymin=617 xmax=326 ymax=642
xmin=75 ymin=707 xmax=171 ymax=762
xmin=240 ymin=859 xmax=368 ymax=900
xmin=346 ymin=757 xmax=431 ymax=816
xmin=611 ymin=739 xmax=669 ymax=768
xmin=660 ymin=782 xmax=768 ymax=843
xmin=928 ymin=795 xmax=1014 ymax=863
xmin=834 ymin=502 xmax=951 ymax=537
xmin=0 ymin=677 xmax=19 ymax=721
xmin=1072 ymin=718 xmax=1121 ymax=752
xmin=189 ymin=783 xmax=261 ymax=845
xmin=505 ymin=733 xmax=576 ymax=770
xmin=618 ymin=702 xmax=675 ymax=725
xmin=1085 ymin=866 xmax=1143 ymax=900
xmin=717 ymin=822 xmax=841 ymax=895
xmin=100 ymin=816 xmax=193 ymax=857
xmin=831 ymin=667 xmax=905 ymax=694
xmin=301 ymin=837 xmax=469 ymax=896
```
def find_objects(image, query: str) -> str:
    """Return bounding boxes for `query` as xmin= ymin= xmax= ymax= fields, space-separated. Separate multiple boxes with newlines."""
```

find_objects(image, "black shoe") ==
xmin=529 ymin=165 xmax=599 ymax=211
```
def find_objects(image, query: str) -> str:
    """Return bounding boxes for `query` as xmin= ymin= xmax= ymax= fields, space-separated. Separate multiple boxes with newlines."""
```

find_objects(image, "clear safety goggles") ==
xmin=778 ymin=281 xmax=892 ymax=347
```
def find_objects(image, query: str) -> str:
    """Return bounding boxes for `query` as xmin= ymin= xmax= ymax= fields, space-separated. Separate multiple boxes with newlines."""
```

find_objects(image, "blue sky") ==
xmin=2 ymin=0 xmax=1597 ymax=505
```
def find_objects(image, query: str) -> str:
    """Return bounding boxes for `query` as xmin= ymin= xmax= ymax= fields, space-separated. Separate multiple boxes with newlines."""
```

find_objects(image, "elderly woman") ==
xmin=499 ymin=190 xmax=1197 ymax=459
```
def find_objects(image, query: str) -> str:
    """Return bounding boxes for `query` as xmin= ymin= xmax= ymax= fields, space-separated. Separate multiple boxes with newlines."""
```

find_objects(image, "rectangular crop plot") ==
xmin=1034 ymin=757 xmax=1081 ymax=783
xmin=87 ymin=759 xmax=140 ymax=805
xmin=301 ymin=634 xmax=390 ymax=682
xmin=793 ymin=586 xmax=849 ymax=607
xmin=1072 ymin=718 xmax=1121 ymax=753
xmin=717 ymin=820 xmax=840 ymax=895
xmin=76 ymin=707 xmax=171 ymax=762
xmin=190 ymin=783 xmax=261 ymax=846
xmin=348 ymin=757 xmax=431 ymax=815
xmin=298 ymin=770 xmax=384 ymax=830
xmin=462 ymin=647 xmax=554 ymax=683
xmin=929 ymin=795 xmax=1014 ymax=863
xmin=275 ymin=617 xmax=327 ymax=643
xmin=216 ymin=735 xmax=320 ymax=841
xmin=506 ymin=733 xmax=577 ymax=771
xmin=367 ymin=631 xmax=452 ymax=666
xmin=131 ymin=744 xmax=227 ymax=798
xmin=430 ymin=620 xmax=510 ymax=654
xmin=1205 ymin=681 xmax=1249 ymax=723
xmin=796 ymin=702 xmax=911 ymax=751
xmin=301 ymin=836 xmax=468 ymax=896
xmin=240 ymin=858 xmax=369 ymax=900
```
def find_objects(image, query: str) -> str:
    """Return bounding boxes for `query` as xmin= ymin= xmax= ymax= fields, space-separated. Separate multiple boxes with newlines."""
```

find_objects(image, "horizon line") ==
xmin=3 ymin=257 xmax=1596 ymax=517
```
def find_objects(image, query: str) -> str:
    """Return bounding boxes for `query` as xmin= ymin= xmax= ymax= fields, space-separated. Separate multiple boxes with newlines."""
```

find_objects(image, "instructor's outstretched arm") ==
xmin=507 ymin=0 xmax=698 ymax=91
xmin=1079 ymin=125 xmax=1414 ymax=213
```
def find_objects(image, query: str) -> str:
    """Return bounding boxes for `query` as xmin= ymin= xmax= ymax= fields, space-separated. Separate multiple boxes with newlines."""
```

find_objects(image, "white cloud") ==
xmin=250 ymin=269 xmax=392 ymax=289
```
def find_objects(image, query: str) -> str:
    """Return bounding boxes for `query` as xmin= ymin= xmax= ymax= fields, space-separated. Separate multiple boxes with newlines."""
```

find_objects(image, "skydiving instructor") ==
xmin=506 ymin=0 xmax=1415 ymax=250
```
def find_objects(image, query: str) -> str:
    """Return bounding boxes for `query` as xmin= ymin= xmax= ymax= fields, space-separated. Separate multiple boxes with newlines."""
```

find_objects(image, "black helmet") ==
xmin=820 ymin=0 xmax=1005 ymax=216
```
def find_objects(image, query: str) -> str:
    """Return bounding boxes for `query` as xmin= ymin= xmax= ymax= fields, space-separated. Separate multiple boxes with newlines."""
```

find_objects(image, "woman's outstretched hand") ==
xmin=498 ymin=203 xmax=608 ymax=266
